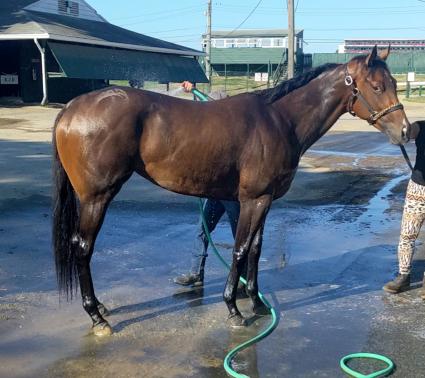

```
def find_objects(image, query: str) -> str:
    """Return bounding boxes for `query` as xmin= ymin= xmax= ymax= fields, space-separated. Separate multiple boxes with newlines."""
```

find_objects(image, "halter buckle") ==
xmin=344 ymin=75 xmax=353 ymax=86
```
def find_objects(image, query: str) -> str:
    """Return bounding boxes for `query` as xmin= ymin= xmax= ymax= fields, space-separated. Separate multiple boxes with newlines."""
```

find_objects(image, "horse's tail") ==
xmin=52 ymin=111 xmax=79 ymax=299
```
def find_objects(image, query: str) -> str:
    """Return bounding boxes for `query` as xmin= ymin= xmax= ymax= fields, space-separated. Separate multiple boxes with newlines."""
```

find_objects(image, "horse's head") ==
xmin=346 ymin=46 xmax=409 ymax=145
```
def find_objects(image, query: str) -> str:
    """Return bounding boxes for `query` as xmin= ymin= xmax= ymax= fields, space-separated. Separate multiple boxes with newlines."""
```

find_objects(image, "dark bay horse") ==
xmin=53 ymin=46 xmax=409 ymax=336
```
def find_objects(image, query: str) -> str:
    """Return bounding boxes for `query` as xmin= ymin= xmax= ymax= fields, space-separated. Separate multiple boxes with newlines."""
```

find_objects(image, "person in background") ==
xmin=383 ymin=121 xmax=425 ymax=297
xmin=173 ymin=81 xmax=241 ymax=286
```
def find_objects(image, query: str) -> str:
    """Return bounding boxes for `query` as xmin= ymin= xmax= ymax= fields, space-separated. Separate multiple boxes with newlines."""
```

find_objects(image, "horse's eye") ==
xmin=372 ymin=84 xmax=382 ymax=93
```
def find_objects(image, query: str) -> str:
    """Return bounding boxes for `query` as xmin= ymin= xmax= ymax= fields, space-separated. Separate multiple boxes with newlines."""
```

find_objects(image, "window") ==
xmin=261 ymin=38 xmax=271 ymax=47
xmin=274 ymin=38 xmax=284 ymax=47
xmin=58 ymin=0 xmax=79 ymax=16
xmin=214 ymin=39 xmax=224 ymax=47
xmin=225 ymin=39 xmax=235 ymax=48
xmin=70 ymin=1 xmax=79 ymax=16
xmin=58 ymin=0 xmax=67 ymax=13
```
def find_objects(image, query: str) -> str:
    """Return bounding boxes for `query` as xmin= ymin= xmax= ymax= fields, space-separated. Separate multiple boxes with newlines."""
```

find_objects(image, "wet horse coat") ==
xmin=53 ymin=47 xmax=409 ymax=335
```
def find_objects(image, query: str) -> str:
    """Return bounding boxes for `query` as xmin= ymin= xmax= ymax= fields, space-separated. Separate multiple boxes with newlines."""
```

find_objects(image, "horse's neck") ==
xmin=275 ymin=67 xmax=349 ymax=155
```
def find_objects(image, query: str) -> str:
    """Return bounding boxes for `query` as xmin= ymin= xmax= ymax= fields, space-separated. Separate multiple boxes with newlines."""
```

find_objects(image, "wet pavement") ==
xmin=1 ymin=104 xmax=425 ymax=377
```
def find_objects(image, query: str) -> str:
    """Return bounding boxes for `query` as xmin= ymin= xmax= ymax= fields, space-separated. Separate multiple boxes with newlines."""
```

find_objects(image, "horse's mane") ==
xmin=254 ymin=63 xmax=340 ymax=104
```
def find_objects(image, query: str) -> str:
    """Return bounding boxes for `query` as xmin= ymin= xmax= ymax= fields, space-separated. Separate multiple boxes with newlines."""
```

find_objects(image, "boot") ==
xmin=383 ymin=274 xmax=410 ymax=294
xmin=173 ymin=272 xmax=204 ymax=287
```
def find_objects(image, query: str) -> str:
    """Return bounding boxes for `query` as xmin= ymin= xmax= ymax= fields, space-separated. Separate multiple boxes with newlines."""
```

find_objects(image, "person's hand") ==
xmin=181 ymin=81 xmax=194 ymax=93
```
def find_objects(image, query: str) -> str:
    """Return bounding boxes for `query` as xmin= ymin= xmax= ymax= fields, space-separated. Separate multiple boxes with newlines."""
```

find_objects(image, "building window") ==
xmin=274 ymin=38 xmax=284 ymax=47
xmin=58 ymin=0 xmax=79 ymax=16
xmin=261 ymin=38 xmax=271 ymax=47
xmin=58 ymin=0 xmax=67 ymax=13
xmin=214 ymin=39 xmax=225 ymax=47
xmin=225 ymin=39 xmax=235 ymax=48
xmin=70 ymin=1 xmax=79 ymax=16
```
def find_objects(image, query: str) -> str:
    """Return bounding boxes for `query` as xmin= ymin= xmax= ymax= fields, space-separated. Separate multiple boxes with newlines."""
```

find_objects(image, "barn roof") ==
xmin=0 ymin=0 xmax=204 ymax=56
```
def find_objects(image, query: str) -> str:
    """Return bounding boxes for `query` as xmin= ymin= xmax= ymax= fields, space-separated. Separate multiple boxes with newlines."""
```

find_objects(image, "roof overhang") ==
xmin=47 ymin=41 xmax=208 ymax=83
xmin=0 ymin=33 xmax=205 ymax=57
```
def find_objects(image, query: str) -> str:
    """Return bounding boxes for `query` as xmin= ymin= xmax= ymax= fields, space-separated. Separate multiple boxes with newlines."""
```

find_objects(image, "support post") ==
xmin=246 ymin=64 xmax=249 ymax=91
xmin=287 ymin=0 xmax=295 ymax=79
xmin=224 ymin=63 xmax=227 ymax=92
xmin=206 ymin=0 xmax=212 ymax=92
xmin=34 ymin=38 xmax=48 ymax=105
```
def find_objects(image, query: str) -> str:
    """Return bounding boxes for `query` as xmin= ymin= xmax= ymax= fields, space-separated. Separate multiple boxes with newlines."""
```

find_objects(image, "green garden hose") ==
xmin=340 ymin=353 xmax=394 ymax=378
xmin=192 ymin=87 xmax=394 ymax=378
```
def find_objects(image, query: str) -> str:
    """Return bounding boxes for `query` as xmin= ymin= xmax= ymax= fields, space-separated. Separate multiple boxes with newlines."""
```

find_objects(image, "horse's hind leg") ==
xmin=246 ymin=225 xmax=270 ymax=315
xmin=73 ymin=193 xmax=115 ymax=336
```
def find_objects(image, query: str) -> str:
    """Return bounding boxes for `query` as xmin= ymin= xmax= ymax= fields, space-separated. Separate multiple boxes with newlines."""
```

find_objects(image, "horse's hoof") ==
xmin=228 ymin=314 xmax=247 ymax=328
xmin=253 ymin=302 xmax=270 ymax=316
xmin=92 ymin=322 xmax=113 ymax=337
xmin=98 ymin=303 xmax=110 ymax=317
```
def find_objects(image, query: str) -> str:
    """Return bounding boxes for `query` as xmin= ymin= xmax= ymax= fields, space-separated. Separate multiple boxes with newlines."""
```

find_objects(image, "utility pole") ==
xmin=206 ymin=0 xmax=212 ymax=91
xmin=287 ymin=0 xmax=295 ymax=79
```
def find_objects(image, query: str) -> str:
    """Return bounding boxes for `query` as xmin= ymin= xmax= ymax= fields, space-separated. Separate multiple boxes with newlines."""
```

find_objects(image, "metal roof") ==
xmin=205 ymin=29 xmax=303 ymax=39
xmin=0 ymin=1 xmax=204 ymax=56
xmin=210 ymin=47 xmax=286 ymax=65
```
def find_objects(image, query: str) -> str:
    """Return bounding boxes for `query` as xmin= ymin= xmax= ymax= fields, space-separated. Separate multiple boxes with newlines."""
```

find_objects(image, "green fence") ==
xmin=312 ymin=52 xmax=425 ymax=74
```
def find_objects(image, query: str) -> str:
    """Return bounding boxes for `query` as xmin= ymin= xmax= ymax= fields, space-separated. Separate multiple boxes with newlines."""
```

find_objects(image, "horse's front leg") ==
xmin=223 ymin=195 xmax=271 ymax=327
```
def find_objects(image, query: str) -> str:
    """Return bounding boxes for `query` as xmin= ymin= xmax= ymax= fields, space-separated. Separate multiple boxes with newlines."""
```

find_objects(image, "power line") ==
xmin=221 ymin=0 xmax=264 ymax=38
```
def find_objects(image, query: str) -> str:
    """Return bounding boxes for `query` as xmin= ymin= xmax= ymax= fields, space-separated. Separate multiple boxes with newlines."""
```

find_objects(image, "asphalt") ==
xmin=1 ymin=101 xmax=425 ymax=377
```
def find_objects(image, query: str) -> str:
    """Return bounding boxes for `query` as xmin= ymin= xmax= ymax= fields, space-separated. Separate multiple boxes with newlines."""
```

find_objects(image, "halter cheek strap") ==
xmin=344 ymin=66 xmax=404 ymax=125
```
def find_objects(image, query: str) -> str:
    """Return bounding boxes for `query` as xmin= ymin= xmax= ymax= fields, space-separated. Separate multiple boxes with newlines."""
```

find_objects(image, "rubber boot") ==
xmin=383 ymin=274 xmax=410 ymax=294
xmin=173 ymin=272 xmax=204 ymax=287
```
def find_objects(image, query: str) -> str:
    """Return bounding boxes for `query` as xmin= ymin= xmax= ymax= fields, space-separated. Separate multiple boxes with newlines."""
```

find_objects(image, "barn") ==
xmin=0 ymin=0 xmax=207 ymax=104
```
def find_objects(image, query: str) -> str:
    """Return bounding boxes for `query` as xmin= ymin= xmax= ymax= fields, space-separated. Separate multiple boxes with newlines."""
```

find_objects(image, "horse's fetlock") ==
xmin=82 ymin=296 xmax=96 ymax=311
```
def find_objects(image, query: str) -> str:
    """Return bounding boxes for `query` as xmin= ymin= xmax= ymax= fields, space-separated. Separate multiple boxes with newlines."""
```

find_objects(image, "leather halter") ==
xmin=344 ymin=66 xmax=404 ymax=125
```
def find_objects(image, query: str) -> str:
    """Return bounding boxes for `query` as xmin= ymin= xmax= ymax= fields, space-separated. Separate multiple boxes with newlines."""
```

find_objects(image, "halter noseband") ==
xmin=344 ymin=65 xmax=404 ymax=125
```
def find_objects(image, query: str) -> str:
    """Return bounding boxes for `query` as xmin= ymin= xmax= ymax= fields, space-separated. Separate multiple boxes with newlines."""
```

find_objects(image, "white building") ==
xmin=203 ymin=29 xmax=303 ymax=52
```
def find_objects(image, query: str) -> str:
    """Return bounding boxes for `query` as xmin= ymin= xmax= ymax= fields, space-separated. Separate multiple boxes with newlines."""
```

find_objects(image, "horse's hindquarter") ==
xmin=55 ymin=87 xmax=143 ymax=200
xmin=138 ymin=97 xmax=246 ymax=198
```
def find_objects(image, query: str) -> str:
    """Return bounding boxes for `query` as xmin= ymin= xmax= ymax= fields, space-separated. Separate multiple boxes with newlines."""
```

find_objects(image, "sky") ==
xmin=88 ymin=0 xmax=425 ymax=54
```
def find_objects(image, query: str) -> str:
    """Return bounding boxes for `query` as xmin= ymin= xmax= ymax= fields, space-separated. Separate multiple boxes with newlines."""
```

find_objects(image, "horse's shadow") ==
xmin=109 ymin=244 xmax=425 ymax=333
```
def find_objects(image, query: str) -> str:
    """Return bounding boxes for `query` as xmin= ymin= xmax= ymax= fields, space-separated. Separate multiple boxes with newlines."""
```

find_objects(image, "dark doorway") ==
xmin=0 ymin=41 xmax=21 ymax=98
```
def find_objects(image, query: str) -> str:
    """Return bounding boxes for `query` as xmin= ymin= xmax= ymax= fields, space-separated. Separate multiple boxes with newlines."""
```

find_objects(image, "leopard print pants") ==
xmin=398 ymin=179 xmax=425 ymax=274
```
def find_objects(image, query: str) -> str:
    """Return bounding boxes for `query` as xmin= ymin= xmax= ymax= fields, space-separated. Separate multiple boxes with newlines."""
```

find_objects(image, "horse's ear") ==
xmin=379 ymin=44 xmax=391 ymax=61
xmin=365 ymin=45 xmax=378 ymax=67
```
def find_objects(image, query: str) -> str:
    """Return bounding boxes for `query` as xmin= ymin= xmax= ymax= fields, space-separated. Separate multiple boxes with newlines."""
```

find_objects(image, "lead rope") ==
xmin=400 ymin=145 xmax=413 ymax=171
